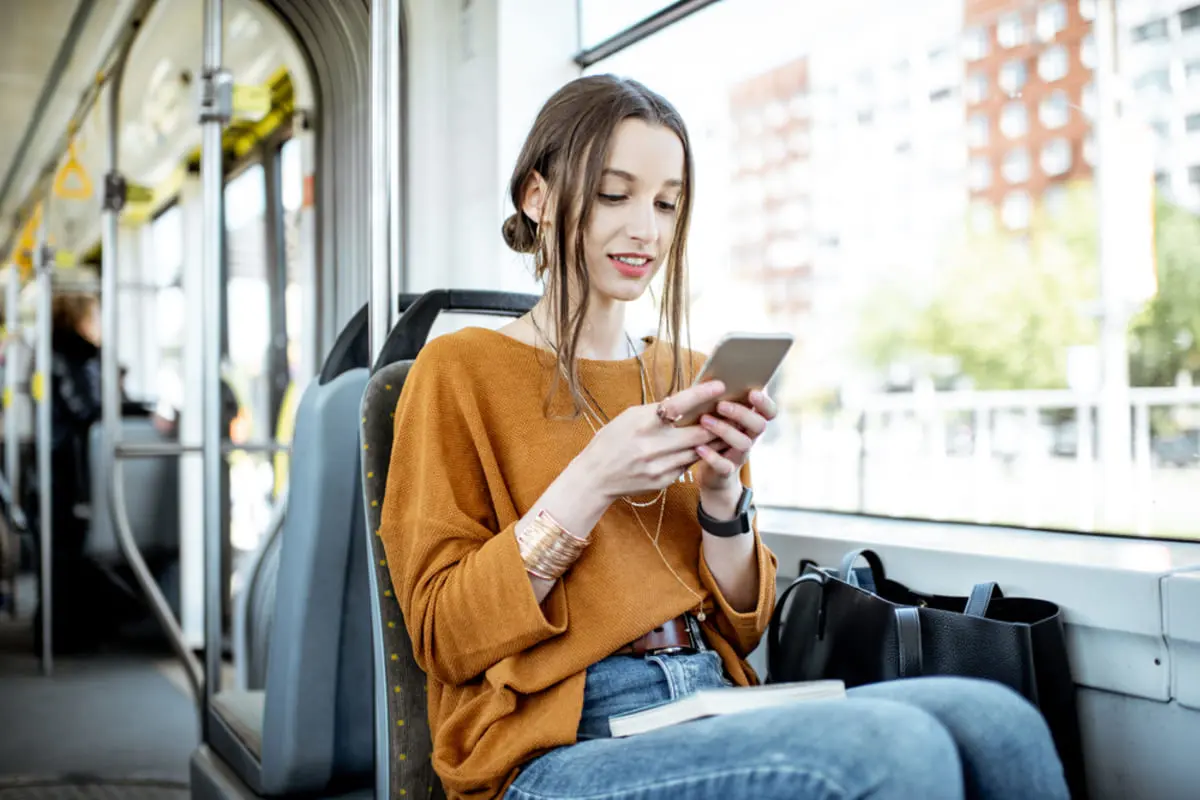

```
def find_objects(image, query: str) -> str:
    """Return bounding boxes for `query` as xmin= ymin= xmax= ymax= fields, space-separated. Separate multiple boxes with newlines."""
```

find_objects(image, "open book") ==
xmin=608 ymin=680 xmax=846 ymax=738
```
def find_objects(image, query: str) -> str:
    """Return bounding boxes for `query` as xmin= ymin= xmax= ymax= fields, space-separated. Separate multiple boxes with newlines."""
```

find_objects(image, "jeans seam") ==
xmin=506 ymin=764 xmax=849 ymax=800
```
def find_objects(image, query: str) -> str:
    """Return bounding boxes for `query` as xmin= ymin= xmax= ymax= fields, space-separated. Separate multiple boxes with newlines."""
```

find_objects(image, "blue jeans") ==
xmin=506 ymin=650 xmax=1069 ymax=799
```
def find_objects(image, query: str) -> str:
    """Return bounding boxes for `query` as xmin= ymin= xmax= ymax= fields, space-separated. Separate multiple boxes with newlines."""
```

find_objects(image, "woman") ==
xmin=379 ymin=75 xmax=1069 ymax=800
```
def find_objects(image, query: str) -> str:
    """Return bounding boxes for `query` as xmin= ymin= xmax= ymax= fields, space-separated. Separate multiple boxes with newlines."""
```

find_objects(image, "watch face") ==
xmin=737 ymin=487 xmax=754 ymax=516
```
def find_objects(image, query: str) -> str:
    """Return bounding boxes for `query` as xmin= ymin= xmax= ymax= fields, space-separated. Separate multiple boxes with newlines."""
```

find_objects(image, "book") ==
xmin=607 ymin=680 xmax=847 ymax=737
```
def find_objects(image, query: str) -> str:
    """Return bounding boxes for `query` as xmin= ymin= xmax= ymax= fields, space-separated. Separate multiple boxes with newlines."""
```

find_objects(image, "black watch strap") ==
xmin=697 ymin=487 xmax=755 ymax=537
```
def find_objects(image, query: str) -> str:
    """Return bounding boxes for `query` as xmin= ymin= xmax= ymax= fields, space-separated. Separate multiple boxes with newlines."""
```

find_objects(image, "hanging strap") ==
xmin=839 ymin=548 xmax=888 ymax=587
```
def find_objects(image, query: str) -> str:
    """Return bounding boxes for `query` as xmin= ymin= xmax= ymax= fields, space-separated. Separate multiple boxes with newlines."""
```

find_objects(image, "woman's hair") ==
xmin=51 ymin=293 xmax=98 ymax=336
xmin=502 ymin=74 xmax=694 ymax=414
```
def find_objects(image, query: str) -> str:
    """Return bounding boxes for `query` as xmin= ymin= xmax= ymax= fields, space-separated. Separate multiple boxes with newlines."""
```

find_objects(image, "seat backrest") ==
xmin=258 ymin=367 xmax=374 ymax=795
xmin=359 ymin=289 xmax=538 ymax=800
xmin=87 ymin=417 xmax=180 ymax=561
xmin=361 ymin=361 xmax=445 ymax=800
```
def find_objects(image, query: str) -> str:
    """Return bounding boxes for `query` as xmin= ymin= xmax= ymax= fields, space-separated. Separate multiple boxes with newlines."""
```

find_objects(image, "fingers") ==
xmin=696 ymin=444 xmax=743 ymax=478
xmin=713 ymin=401 xmax=766 ymax=440
xmin=656 ymin=380 xmax=725 ymax=424
xmin=699 ymin=413 xmax=753 ymax=452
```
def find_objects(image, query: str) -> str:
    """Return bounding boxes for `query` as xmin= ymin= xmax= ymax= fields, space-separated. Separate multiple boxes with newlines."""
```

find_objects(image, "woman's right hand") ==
xmin=573 ymin=380 xmax=727 ymax=500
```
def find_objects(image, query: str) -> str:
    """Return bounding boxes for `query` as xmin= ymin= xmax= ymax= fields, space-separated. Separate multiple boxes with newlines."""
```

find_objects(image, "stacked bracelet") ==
xmin=516 ymin=509 xmax=589 ymax=581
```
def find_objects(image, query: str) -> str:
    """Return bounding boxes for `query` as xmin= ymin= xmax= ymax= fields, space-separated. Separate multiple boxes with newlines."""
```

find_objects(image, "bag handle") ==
xmin=964 ymin=582 xmax=1003 ymax=617
xmin=766 ymin=572 xmax=824 ymax=681
xmin=895 ymin=607 xmax=923 ymax=677
xmin=839 ymin=548 xmax=887 ymax=587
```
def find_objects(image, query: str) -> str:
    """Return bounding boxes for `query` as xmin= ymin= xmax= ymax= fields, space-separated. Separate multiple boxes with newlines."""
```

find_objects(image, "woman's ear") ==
xmin=521 ymin=171 xmax=551 ymax=227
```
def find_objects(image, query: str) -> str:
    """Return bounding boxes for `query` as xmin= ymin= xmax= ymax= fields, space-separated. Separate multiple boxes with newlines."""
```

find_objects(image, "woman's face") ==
xmin=581 ymin=118 xmax=685 ymax=306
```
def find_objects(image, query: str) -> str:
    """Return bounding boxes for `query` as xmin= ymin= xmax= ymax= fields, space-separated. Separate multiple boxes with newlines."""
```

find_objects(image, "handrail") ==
xmin=114 ymin=441 xmax=291 ymax=458
xmin=109 ymin=458 xmax=204 ymax=706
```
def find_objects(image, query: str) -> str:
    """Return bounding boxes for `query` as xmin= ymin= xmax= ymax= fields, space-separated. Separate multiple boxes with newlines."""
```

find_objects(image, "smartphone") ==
xmin=673 ymin=332 xmax=795 ymax=427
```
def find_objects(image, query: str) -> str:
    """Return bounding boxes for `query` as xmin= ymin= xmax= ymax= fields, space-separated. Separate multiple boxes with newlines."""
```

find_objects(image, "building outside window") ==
xmin=1040 ymin=90 xmax=1070 ymax=128
xmin=1037 ymin=1 xmax=1067 ymax=41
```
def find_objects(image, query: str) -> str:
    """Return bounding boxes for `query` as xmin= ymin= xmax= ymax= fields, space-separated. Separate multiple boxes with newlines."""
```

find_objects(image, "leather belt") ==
xmin=614 ymin=615 xmax=700 ymax=657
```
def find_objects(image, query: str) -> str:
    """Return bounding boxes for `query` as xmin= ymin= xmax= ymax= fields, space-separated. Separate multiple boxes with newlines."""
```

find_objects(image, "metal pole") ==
xmin=5 ymin=265 xmax=20 ymax=527
xmin=34 ymin=219 xmax=52 ymax=674
xmin=387 ymin=0 xmax=403 ymax=328
xmin=102 ymin=49 xmax=205 ymax=708
xmin=369 ymin=0 xmax=392 ymax=360
xmin=200 ymin=0 xmax=229 ymax=731
xmin=1094 ymin=0 xmax=1133 ymax=530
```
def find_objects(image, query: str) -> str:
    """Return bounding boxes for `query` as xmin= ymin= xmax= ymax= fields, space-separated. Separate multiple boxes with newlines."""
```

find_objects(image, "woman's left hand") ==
xmin=692 ymin=389 xmax=777 ymax=493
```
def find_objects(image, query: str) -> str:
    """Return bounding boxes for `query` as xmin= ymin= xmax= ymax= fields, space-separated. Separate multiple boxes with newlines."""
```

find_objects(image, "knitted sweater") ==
xmin=379 ymin=326 xmax=778 ymax=799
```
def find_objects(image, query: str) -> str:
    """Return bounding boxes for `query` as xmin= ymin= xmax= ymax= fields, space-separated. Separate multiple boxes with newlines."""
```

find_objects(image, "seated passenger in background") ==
xmin=379 ymin=75 xmax=1070 ymax=800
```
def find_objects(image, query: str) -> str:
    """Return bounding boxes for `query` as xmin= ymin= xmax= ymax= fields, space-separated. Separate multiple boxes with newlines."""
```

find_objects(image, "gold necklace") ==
xmin=529 ymin=315 xmax=707 ymax=621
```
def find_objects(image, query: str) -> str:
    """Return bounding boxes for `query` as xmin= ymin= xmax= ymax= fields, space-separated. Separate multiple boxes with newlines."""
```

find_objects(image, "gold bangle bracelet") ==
xmin=517 ymin=509 xmax=588 ymax=580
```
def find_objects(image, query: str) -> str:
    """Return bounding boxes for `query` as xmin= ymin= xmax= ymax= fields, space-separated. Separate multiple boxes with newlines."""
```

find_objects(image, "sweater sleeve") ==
xmin=378 ymin=344 xmax=569 ymax=687
xmin=697 ymin=460 xmax=778 ymax=658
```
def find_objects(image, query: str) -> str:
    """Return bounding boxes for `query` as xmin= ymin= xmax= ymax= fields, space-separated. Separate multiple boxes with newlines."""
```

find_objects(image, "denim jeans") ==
xmin=505 ymin=649 xmax=1069 ymax=800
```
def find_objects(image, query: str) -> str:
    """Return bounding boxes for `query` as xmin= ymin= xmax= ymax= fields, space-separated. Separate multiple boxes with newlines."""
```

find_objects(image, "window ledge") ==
xmin=758 ymin=507 xmax=1200 ymax=703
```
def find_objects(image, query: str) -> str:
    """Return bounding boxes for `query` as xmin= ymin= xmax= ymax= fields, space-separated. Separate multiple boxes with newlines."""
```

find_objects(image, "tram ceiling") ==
xmin=0 ymin=0 xmax=137 ymax=248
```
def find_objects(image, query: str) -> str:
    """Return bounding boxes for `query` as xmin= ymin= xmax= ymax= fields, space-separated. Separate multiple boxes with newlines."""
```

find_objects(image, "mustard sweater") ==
xmin=379 ymin=326 xmax=779 ymax=800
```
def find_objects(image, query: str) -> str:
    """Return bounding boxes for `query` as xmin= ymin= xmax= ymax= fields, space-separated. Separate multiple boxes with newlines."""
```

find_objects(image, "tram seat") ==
xmin=359 ymin=290 xmax=537 ymax=800
xmin=192 ymin=306 xmax=379 ymax=800
xmin=86 ymin=416 xmax=180 ymax=563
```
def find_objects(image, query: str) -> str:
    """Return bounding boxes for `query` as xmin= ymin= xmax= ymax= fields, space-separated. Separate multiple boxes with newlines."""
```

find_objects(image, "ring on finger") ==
xmin=656 ymin=403 xmax=682 ymax=425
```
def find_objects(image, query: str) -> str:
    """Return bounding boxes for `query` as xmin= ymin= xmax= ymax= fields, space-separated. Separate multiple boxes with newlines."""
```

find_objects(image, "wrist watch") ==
xmin=697 ymin=486 xmax=755 ymax=537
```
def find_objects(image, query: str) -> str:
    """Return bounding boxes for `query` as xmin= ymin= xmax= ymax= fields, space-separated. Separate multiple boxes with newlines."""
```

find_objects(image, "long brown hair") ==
xmin=501 ymin=74 xmax=694 ymax=415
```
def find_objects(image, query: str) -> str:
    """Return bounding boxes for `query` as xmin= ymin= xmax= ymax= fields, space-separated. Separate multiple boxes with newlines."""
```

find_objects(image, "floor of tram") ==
xmin=0 ymin=575 xmax=196 ymax=797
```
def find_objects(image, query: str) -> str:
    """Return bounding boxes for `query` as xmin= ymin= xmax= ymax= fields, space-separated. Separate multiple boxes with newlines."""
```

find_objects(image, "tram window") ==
xmin=581 ymin=0 xmax=1200 ymax=540
xmin=578 ymin=1 xmax=683 ymax=49
xmin=149 ymin=204 xmax=185 ymax=421
xmin=279 ymin=138 xmax=305 ymax=382
xmin=224 ymin=163 xmax=276 ymax=552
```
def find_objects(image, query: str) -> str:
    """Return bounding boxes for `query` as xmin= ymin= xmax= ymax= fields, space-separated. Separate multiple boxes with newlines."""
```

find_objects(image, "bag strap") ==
xmin=766 ymin=573 xmax=823 ymax=681
xmin=963 ymin=582 xmax=1002 ymax=617
xmin=895 ymin=606 xmax=923 ymax=677
xmin=839 ymin=548 xmax=887 ymax=586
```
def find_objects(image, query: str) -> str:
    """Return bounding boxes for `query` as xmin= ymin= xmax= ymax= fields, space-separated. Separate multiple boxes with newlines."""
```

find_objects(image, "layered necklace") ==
xmin=529 ymin=315 xmax=707 ymax=621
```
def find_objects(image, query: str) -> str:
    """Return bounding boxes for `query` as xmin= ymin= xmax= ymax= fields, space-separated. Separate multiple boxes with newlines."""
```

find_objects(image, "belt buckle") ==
xmin=646 ymin=615 xmax=702 ymax=657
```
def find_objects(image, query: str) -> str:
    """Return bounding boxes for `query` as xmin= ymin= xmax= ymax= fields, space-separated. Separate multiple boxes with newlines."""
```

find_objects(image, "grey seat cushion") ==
xmin=211 ymin=691 xmax=265 ymax=760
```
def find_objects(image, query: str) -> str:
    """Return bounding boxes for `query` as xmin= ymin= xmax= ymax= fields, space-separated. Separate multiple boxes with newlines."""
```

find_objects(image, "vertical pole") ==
xmin=5 ymin=265 xmax=20 ymax=527
xmin=101 ymin=70 xmax=122 ymax=517
xmin=387 ymin=0 xmax=404 ymax=328
xmin=200 ymin=0 xmax=228 ymax=734
xmin=34 ymin=220 xmax=52 ymax=674
xmin=1094 ymin=0 xmax=1133 ymax=530
xmin=370 ymin=0 xmax=393 ymax=361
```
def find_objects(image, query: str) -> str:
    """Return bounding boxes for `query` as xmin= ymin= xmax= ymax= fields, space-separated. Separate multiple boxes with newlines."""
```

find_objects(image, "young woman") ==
xmin=379 ymin=75 xmax=1069 ymax=800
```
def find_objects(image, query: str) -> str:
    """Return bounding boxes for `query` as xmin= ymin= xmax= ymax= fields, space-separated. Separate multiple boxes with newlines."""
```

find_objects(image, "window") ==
xmin=1037 ymin=2 xmax=1067 ymax=41
xmin=964 ymin=27 xmax=990 ymax=61
xmin=578 ymin=1 xmax=681 ymax=49
xmin=966 ymin=72 xmax=989 ymax=103
xmin=1043 ymin=183 xmax=1068 ymax=215
xmin=968 ymin=113 xmax=990 ymax=147
xmin=1040 ymin=90 xmax=1070 ymax=128
xmin=1041 ymin=138 xmax=1072 ymax=176
xmin=998 ymin=12 xmax=1027 ymax=48
xmin=1082 ymin=82 xmax=1096 ymax=118
xmin=1135 ymin=69 xmax=1171 ymax=94
xmin=1003 ymin=148 xmax=1031 ymax=183
xmin=1001 ymin=190 xmax=1032 ymax=229
xmin=1187 ymin=61 xmax=1200 ymax=83
xmin=1132 ymin=19 xmax=1169 ymax=43
xmin=1189 ymin=165 xmax=1200 ymax=185
xmin=1079 ymin=0 xmax=1096 ymax=22
xmin=1000 ymin=101 xmax=1029 ymax=138
xmin=581 ymin=0 xmax=1200 ymax=539
xmin=1039 ymin=45 xmax=1069 ymax=82
xmin=969 ymin=157 xmax=993 ymax=190
xmin=1188 ymin=114 xmax=1200 ymax=133
xmin=1077 ymin=33 xmax=1095 ymax=71
xmin=1150 ymin=119 xmax=1170 ymax=141
xmin=999 ymin=60 xmax=1027 ymax=95
xmin=1184 ymin=6 xmax=1200 ymax=32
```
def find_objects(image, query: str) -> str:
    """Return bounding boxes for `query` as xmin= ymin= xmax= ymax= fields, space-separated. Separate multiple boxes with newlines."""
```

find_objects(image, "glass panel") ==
xmin=578 ymin=0 xmax=683 ymax=49
xmin=581 ymin=0 xmax=1200 ymax=540
xmin=223 ymin=163 xmax=273 ymax=553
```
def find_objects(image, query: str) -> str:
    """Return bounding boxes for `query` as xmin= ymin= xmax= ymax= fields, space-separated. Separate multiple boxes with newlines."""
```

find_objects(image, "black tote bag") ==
xmin=767 ymin=548 xmax=1088 ymax=800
